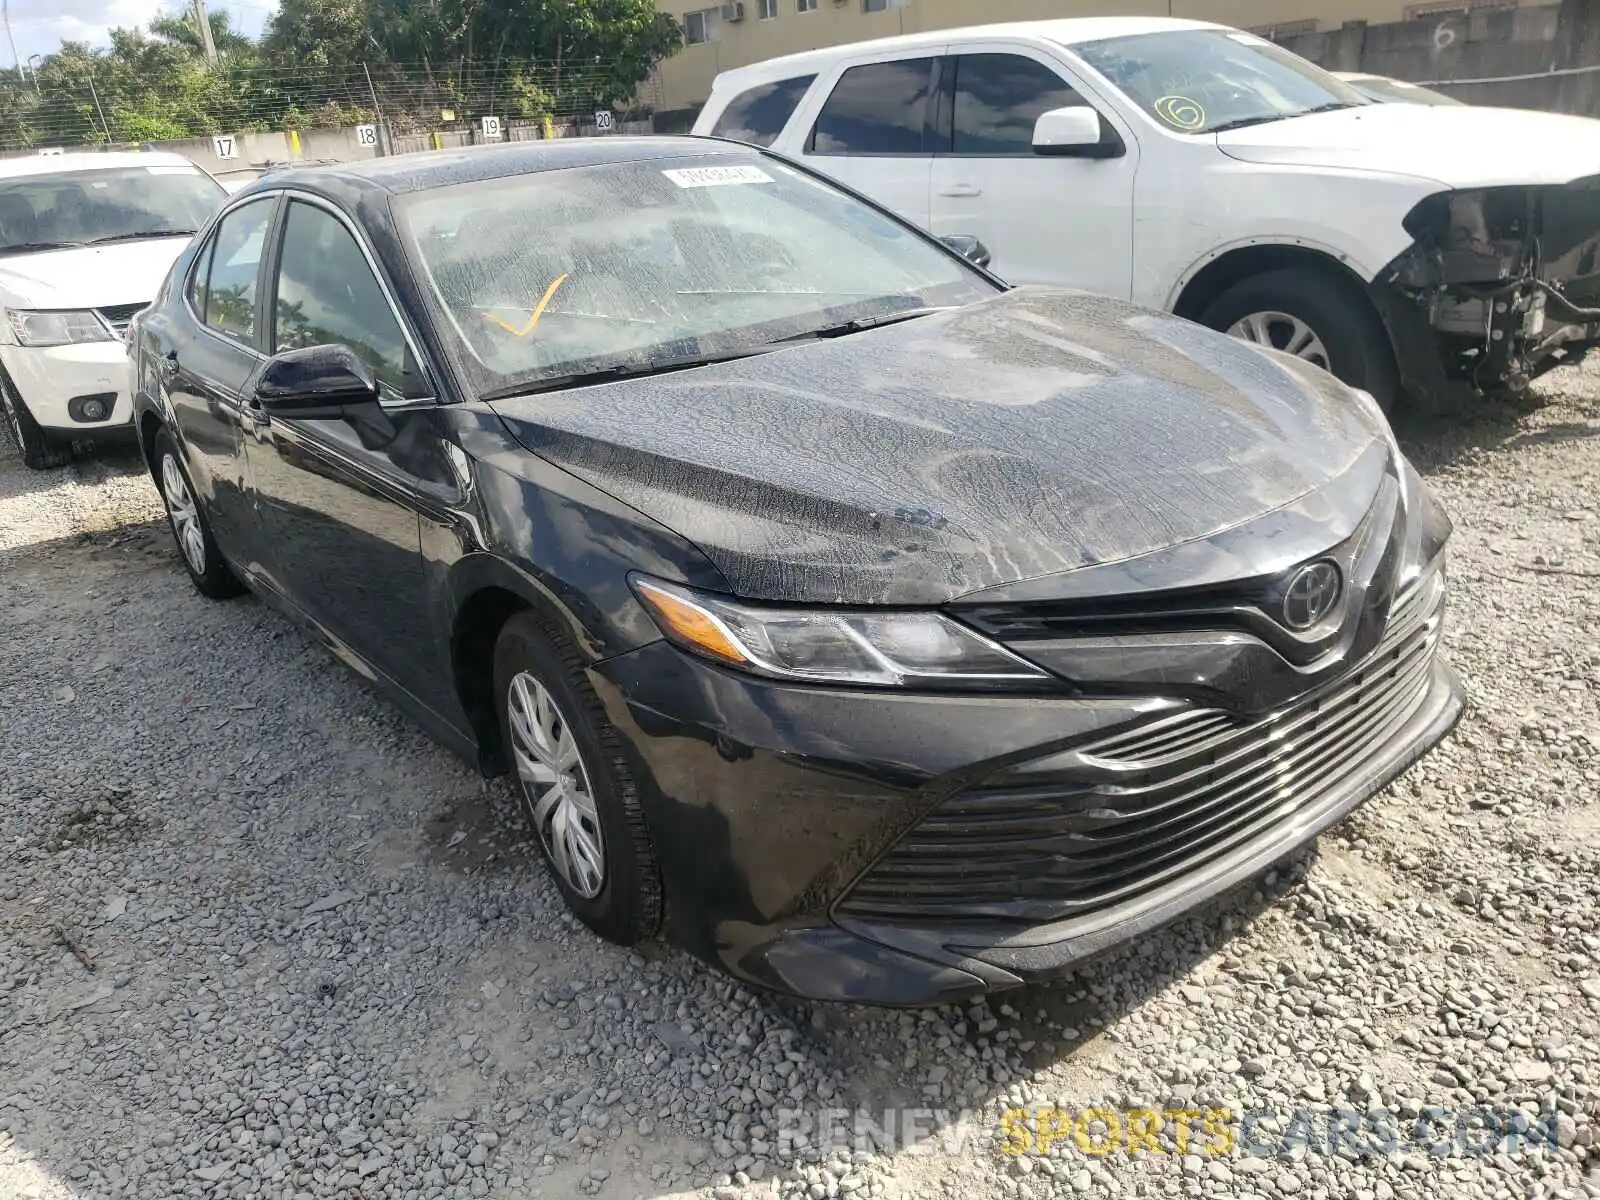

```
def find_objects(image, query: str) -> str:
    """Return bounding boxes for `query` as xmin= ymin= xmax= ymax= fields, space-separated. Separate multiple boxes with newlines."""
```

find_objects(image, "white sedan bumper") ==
xmin=0 ymin=341 xmax=137 ymax=434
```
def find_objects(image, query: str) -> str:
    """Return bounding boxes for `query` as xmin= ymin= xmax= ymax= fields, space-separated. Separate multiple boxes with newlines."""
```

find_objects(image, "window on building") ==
xmin=272 ymin=201 xmax=415 ymax=398
xmin=758 ymin=0 xmax=778 ymax=18
xmin=195 ymin=197 xmax=274 ymax=346
xmin=684 ymin=9 xmax=716 ymax=43
xmin=949 ymin=54 xmax=1089 ymax=156
xmin=808 ymin=57 xmax=937 ymax=156
xmin=796 ymin=0 xmax=817 ymax=14
xmin=711 ymin=75 xmax=817 ymax=146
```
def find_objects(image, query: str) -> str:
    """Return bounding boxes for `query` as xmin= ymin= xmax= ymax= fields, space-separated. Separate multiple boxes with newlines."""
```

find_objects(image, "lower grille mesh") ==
xmin=838 ymin=570 xmax=1445 ymax=923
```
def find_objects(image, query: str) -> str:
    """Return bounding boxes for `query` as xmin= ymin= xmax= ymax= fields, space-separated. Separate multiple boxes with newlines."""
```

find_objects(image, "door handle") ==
xmin=938 ymin=183 xmax=982 ymax=198
xmin=159 ymin=350 xmax=179 ymax=378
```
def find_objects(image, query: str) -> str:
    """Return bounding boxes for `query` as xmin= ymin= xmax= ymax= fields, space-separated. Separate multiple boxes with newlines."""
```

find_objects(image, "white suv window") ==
xmin=710 ymin=75 xmax=817 ymax=147
xmin=950 ymin=54 xmax=1089 ymax=156
xmin=807 ymin=58 xmax=938 ymax=156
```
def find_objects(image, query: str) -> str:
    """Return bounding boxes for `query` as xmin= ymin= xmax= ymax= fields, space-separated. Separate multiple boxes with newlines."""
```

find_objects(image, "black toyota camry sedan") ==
xmin=128 ymin=137 xmax=1464 ymax=1005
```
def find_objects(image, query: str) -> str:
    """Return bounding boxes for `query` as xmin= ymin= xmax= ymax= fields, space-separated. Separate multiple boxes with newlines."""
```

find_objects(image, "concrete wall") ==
xmin=1282 ymin=2 xmax=1599 ymax=115
xmin=651 ymin=0 xmax=1560 ymax=110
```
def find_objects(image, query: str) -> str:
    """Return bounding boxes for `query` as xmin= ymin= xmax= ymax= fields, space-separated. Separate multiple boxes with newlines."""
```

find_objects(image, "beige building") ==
xmin=650 ymin=0 xmax=1542 ymax=110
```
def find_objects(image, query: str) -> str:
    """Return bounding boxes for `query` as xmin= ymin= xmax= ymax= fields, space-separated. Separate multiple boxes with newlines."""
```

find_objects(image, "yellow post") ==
xmin=543 ymin=115 xmax=554 ymax=140
xmin=432 ymin=131 xmax=443 ymax=151
xmin=288 ymin=129 xmax=301 ymax=157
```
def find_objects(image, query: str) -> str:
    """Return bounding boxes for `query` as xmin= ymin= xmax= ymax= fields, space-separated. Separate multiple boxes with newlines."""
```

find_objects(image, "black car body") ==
xmin=129 ymin=137 xmax=1464 ymax=1005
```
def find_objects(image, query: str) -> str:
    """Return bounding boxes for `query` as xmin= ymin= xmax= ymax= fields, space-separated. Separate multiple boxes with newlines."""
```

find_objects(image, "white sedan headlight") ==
xmin=5 ymin=308 xmax=116 ymax=347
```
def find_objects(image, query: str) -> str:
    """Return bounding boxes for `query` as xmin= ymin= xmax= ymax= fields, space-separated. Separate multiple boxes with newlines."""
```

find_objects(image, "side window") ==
xmin=199 ymin=198 xmax=274 ymax=345
xmin=272 ymin=201 xmax=414 ymax=398
xmin=711 ymin=74 xmax=816 ymax=147
xmin=186 ymin=233 xmax=215 ymax=316
xmin=951 ymin=54 xmax=1089 ymax=156
xmin=808 ymin=57 xmax=937 ymax=156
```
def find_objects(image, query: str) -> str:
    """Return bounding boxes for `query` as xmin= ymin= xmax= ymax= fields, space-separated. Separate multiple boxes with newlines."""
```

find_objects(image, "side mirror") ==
xmin=256 ymin=344 xmax=379 ymax=418
xmin=939 ymin=234 xmax=992 ymax=269
xmin=1033 ymin=106 xmax=1124 ymax=159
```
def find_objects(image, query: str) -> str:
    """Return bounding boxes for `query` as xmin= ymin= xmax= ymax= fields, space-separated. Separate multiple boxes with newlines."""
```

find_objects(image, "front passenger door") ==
xmin=929 ymin=50 xmax=1138 ymax=299
xmin=241 ymin=197 xmax=449 ymax=704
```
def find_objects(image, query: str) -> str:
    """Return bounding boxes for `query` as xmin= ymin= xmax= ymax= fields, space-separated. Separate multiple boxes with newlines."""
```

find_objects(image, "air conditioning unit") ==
xmin=721 ymin=2 xmax=745 ymax=19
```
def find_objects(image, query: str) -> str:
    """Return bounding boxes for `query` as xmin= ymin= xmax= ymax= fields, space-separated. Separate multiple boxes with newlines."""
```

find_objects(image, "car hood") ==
xmin=1216 ymin=103 xmax=1600 ymax=188
xmin=0 ymin=237 xmax=193 ymax=308
xmin=487 ymin=288 xmax=1387 ymax=606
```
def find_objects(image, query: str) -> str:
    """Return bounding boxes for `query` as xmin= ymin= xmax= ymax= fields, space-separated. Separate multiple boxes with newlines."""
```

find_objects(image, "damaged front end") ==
xmin=1373 ymin=175 xmax=1600 ymax=402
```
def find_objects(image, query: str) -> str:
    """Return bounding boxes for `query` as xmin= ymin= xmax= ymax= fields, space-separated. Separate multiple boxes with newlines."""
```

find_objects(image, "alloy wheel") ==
xmin=1227 ymin=310 xmax=1332 ymax=371
xmin=507 ymin=671 xmax=606 ymax=898
xmin=160 ymin=452 xmax=207 ymax=576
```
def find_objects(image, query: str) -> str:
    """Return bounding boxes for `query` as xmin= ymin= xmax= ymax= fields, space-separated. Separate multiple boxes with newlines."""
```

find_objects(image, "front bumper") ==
xmin=0 ymin=341 xmax=137 ymax=435
xmin=591 ymin=570 xmax=1464 ymax=1006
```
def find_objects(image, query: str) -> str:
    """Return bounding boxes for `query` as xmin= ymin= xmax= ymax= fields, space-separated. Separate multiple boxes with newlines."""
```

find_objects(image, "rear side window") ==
xmin=194 ymin=198 xmax=274 ymax=346
xmin=808 ymin=57 xmax=937 ymax=156
xmin=711 ymin=74 xmax=816 ymax=147
xmin=951 ymin=54 xmax=1088 ymax=156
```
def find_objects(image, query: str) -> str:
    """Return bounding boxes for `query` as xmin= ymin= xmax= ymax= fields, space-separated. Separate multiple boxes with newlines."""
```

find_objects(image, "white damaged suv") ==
xmin=0 ymin=151 xmax=226 ymax=469
xmin=694 ymin=17 xmax=1600 ymax=411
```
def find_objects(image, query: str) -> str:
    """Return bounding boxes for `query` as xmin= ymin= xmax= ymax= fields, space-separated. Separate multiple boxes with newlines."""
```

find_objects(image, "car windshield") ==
xmin=395 ymin=153 xmax=998 ymax=397
xmin=0 ymin=163 xmax=226 ymax=255
xmin=1349 ymin=76 xmax=1463 ymax=106
xmin=1071 ymin=29 xmax=1373 ymax=135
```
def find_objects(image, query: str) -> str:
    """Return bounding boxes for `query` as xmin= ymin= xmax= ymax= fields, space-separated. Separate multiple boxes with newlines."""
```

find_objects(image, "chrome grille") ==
xmin=96 ymin=302 xmax=147 ymax=340
xmin=837 ymin=568 xmax=1446 ymax=924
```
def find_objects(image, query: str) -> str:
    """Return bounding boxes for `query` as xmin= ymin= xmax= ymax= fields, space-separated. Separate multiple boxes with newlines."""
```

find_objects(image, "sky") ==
xmin=2 ymin=0 xmax=275 ymax=66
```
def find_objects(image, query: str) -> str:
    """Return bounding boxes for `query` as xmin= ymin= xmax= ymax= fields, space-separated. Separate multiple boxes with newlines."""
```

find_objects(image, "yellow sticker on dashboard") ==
xmin=1154 ymin=96 xmax=1206 ymax=131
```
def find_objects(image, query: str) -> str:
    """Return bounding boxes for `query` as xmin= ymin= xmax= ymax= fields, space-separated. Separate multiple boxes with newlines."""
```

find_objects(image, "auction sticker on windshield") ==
xmin=662 ymin=166 xmax=774 ymax=188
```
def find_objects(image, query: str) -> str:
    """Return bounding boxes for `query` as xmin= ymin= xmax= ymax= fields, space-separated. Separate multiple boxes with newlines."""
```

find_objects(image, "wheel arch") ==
xmin=1169 ymin=241 xmax=1380 ymax=324
xmin=446 ymin=554 xmax=615 ymax=779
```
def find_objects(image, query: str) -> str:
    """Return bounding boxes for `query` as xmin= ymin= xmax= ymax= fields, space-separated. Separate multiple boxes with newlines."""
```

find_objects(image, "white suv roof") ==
xmin=707 ymin=16 xmax=1224 ymax=90
xmin=0 ymin=150 xmax=201 ymax=181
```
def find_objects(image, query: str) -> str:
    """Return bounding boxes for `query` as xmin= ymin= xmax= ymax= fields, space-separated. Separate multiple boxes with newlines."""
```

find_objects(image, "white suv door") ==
xmin=929 ymin=44 xmax=1139 ymax=300
xmin=785 ymin=49 xmax=946 ymax=228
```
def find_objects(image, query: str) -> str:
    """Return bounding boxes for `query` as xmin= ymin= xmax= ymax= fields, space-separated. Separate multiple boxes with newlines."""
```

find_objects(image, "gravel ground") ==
xmin=1 ymin=365 xmax=1597 ymax=1200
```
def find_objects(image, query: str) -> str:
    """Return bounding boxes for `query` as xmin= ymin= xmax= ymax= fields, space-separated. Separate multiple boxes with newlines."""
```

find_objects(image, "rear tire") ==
xmin=1201 ymin=268 xmax=1400 ymax=411
xmin=0 ymin=372 xmax=71 ymax=471
xmin=153 ymin=429 xmax=245 ymax=600
xmin=492 ymin=610 xmax=663 ymax=945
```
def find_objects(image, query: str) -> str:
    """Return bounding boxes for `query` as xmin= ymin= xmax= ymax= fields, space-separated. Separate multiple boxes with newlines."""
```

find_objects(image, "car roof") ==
xmin=236 ymin=136 xmax=758 ymax=200
xmin=706 ymin=16 xmax=1224 ymax=90
xmin=0 ymin=150 xmax=202 ymax=180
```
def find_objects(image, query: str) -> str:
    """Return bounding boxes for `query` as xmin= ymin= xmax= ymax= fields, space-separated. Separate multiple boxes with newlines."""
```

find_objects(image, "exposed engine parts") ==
xmin=1376 ymin=180 xmax=1600 ymax=402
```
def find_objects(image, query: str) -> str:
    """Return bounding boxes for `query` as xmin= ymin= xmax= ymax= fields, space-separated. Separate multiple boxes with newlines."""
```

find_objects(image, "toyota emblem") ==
xmin=1281 ymin=561 xmax=1342 ymax=630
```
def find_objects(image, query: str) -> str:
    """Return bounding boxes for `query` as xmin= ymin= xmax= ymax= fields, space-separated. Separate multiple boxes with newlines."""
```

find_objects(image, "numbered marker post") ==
xmin=594 ymin=110 xmax=614 ymax=133
xmin=480 ymin=115 xmax=502 ymax=140
xmin=355 ymin=124 xmax=378 ymax=149
xmin=212 ymin=135 xmax=238 ymax=160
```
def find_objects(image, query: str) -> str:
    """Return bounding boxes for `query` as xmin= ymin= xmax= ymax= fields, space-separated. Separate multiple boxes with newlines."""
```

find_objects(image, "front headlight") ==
xmin=631 ymin=576 xmax=1052 ymax=689
xmin=5 ymin=308 xmax=116 ymax=348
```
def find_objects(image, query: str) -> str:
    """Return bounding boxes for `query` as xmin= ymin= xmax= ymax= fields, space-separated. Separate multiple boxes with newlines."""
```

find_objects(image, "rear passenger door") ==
xmin=792 ymin=52 xmax=943 ymax=228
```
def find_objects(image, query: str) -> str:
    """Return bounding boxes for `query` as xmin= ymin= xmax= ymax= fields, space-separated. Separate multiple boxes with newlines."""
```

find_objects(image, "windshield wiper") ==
xmin=0 ymin=241 xmax=85 ymax=255
xmin=1209 ymin=102 xmax=1362 ymax=135
xmin=775 ymin=306 xmax=954 ymax=342
xmin=87 ymin=229 xmax=196 ymax=245
xmin=479 ymin=345 xmax=782 ymax=401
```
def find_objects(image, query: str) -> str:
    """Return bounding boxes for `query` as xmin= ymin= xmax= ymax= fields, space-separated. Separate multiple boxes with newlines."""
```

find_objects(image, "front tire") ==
xmin=493 ymin=611 xmax=663 ymax=945
xmin=0 ymin=372 xmax=71 ymax=471
xmin=153 ymin=429 xmax=245 ymax=600
xmin=1201 ymin=268 xmax=1399 ymax=411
